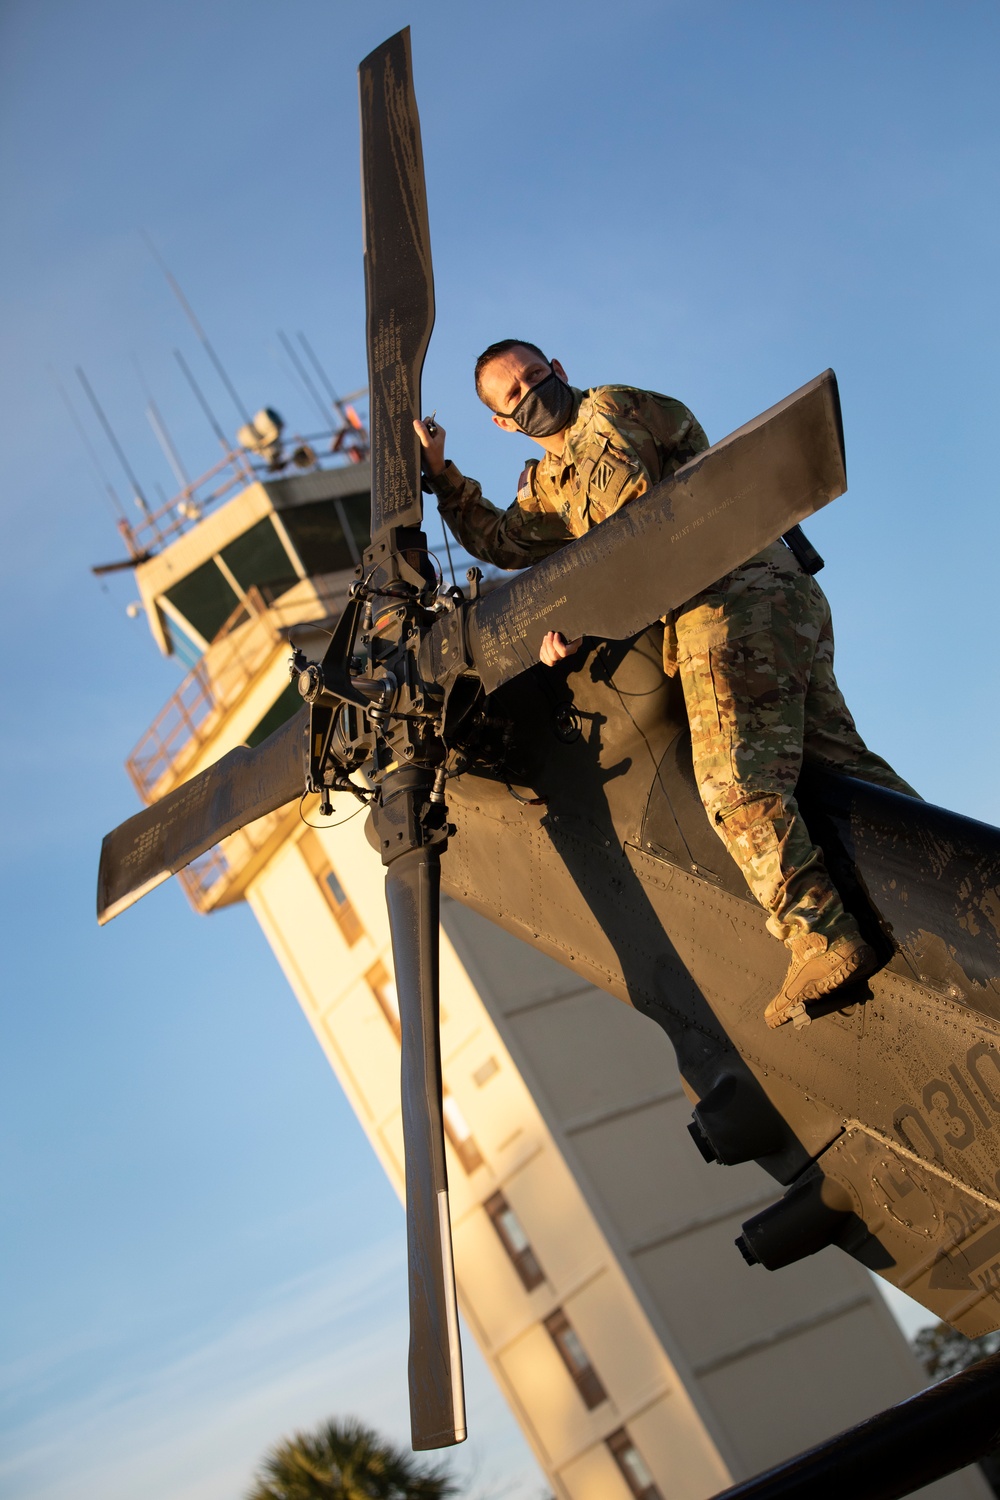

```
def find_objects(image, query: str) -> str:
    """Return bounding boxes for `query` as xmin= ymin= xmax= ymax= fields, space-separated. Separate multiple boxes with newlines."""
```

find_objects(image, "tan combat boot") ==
xmin=764 ymin=928 xmax=879 ymax=1030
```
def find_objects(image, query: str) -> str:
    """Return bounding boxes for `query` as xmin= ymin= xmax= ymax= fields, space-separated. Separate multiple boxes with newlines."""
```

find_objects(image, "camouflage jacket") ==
xmin=430 ymin=384 xmax=710 ymax=669
xmin=432 ymin=385 xmax=709 ymax=571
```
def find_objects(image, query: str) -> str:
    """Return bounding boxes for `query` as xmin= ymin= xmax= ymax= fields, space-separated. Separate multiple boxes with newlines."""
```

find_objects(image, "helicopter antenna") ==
xmin=49 ymin=365 xmax=128 ymax=522
xmin=142 ymin=229 xmax=252 ymax=427
xmin=278 ymin=329 xmax=332 ymax=426
xmin=76 ymin=366 xmax=152 ymax=519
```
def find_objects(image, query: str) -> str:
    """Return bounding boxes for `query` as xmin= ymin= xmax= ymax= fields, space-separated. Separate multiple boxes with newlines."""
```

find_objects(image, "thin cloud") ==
xmin=0 ymin=1242 xmax=409 ymax=1500
xmin=0 ymin=1239 xmax=543 ymax=1500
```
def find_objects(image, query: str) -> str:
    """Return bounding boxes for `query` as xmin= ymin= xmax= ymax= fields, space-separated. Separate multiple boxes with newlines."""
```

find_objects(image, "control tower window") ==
xmin=160 ymin=613 xmax=204 ymax=670
xmin=164 ymin=557 xmax=239 ymax=644
xmin=340 ymin=491 xmax=371 ymax=552
xmin=280 ymin=500 xmax=355 ymax=575
xmin=606 ymin=1429 xmax=662 ymax=1500
xmin=279 ymin=491 xmax=370 ymax=577
xmin=543 ymin=1309 xmax=607 ymax=1409
xmin=220 ymin=517 xmax=298 ymax=601
xmin=484 ymin=1191 xmax=545 ymax=1290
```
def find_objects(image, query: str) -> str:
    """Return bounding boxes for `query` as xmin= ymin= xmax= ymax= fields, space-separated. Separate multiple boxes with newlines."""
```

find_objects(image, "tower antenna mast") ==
xmin=131 ymin=354 xmax=192 ymax=492
xmin=174 ymin=349 xmax=236 ymax=456
xmin=49 ymin=365 xmax=128 ymax=523
xmin=76 ymin=366 xmax=152 ymax=520
xmin=278 ymin=329 xmax=331 ymax=426
xmin=142 ymin=229 xmax=252 ymax=427
xmin=298 ymin=331 xmax=350 ymax=423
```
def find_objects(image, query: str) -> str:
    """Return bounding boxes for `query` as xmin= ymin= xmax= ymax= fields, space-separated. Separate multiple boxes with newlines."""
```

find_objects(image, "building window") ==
xmin=442 ymin=1093 xmax=484 ymax=1174
xmin=299 ymin=830 xmax=364 ymax=945
xmin=484 ymin=1191 xmax=544 ymax=1291
xmin=607 ymin=1430 xmax=662 ymax=1500
xmin=473 ymin=1055 xmax=499 ymax=1087
xmin=366 ymin=961 xmax=401 ymax=1039
xmin=543 ymin=1309 xmax=607 ymax=1409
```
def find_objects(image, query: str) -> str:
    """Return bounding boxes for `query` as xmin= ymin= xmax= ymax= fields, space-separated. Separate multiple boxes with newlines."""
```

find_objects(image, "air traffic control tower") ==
xmin=112 ymin=403 xmax=988 ymax=1500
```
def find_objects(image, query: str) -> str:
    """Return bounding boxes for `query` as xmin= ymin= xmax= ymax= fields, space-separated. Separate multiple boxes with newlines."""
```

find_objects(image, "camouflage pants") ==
xmin=673 ymin=541 xmax=919 ymax=942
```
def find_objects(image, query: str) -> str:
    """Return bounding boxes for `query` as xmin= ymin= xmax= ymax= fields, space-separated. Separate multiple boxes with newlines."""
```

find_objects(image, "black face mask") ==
xmin=500 ymin=370 xmax=575 ymax=438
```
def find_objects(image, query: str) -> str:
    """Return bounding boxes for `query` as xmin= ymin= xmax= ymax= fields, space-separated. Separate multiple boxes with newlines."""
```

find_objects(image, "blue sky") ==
xmin=2 ymin=2 xmax=999 ymax=1496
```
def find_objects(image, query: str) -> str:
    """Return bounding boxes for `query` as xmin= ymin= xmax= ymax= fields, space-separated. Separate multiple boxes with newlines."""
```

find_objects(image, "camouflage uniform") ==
xmin=432 ymin=385 xmax=917 ymax=940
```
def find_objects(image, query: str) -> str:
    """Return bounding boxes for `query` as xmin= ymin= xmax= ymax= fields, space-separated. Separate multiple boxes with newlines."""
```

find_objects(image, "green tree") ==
xmin=912 ymin=1320 xmax=1000 ymax=1381
xmin=246 ymin=1416 xmax=459 ymax=1500
xmin=912 ymin=1322 xmax=1000 ymax=1496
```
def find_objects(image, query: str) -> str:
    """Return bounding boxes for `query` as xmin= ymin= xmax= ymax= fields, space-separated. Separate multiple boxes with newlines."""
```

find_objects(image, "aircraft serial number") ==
xmin=894 ymin=1041 xmax=1000 ymax=1195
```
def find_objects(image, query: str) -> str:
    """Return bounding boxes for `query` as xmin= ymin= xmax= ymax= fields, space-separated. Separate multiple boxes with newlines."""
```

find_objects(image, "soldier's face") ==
xmin=482 ymin=348 xmax=569 ymax=433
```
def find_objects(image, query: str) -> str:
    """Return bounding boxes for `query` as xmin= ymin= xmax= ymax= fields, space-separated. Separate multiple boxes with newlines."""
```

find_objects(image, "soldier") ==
xmin=415 ymin=340 xmax=918 ymax=1028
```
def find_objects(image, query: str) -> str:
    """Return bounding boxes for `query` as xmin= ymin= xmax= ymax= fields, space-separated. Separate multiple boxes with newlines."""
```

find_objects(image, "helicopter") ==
xmin=98 ymin=27 xmax=1000 ymax=1456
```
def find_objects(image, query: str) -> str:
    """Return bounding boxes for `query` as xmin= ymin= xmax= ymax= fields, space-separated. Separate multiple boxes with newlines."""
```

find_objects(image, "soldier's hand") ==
xmin=539 ymin=630 xmax=584 ymax=667
xmin=413 ymin=416 xmax=447 ymax=476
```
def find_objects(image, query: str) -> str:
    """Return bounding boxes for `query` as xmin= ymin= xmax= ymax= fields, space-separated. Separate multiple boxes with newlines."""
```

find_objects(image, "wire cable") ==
xmin=298 ymin=789 xmax=371 ymax=831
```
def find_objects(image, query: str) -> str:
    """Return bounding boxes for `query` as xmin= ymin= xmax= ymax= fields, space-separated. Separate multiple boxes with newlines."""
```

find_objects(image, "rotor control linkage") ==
xmin=295 ymin=658 xmax=394 ymax=712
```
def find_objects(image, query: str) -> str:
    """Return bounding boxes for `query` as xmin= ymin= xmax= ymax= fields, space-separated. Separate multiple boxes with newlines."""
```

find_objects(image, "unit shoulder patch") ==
xmin=592 ymin=455 xmax=617 ymax=492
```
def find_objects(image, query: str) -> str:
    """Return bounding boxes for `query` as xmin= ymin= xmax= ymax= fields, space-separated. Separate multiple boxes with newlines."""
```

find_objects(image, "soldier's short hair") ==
xmin=474 ymin=339 xmax=549 ymax=408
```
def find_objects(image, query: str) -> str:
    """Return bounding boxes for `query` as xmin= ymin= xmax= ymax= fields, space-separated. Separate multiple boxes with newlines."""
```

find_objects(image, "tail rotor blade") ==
xmin=453 ymin=369 xmax=846 ymax=694
xmin=383 ymin=842 xmax=466 ymax=1450
xmin=97 ymin=707 xmax=307 ymax=924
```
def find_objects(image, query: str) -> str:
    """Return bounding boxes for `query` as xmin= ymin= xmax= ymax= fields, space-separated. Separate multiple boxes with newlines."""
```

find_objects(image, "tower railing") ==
xmin=127 ymin=586 xmax=282 ymax=801
xmin=118 ymin=404 xmax=369 ymax=560
xmin=177 ymin=803 xmax=296 ymax=913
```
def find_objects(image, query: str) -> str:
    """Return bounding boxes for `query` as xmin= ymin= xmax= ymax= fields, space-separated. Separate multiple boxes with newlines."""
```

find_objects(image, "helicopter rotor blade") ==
xmin=359 ymin=27 xmax=434 ymax=545
xmin=447 ymin=369 xmax=846 ymax=695
xmin=360 ymin=29 xmax=466 ymax=1450
xmin=382 ymin=836 xmax=466 ymax=1450
xmin=97 ymin=707 xmax=307 ymax=925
